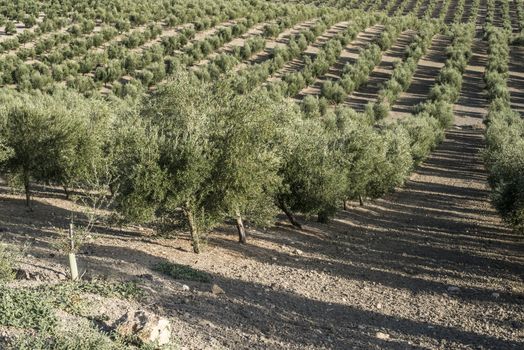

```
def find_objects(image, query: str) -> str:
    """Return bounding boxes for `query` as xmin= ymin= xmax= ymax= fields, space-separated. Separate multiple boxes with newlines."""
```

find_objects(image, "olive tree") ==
xmin=277 ymin=112 xmax=347 ymax=225
xmin=206 ymin=85 xmax=289 ymax=243
xmin=0 ymin=90 xmax=111 ymax=209
xmin=122 ymin=73 xmax=288 ymax=251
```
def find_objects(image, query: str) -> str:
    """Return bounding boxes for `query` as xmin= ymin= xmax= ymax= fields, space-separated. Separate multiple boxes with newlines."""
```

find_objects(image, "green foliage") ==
xmin=121 ymin=72 xmax=292 ymax=250
xmin=0 ymin=244 xmax=16 ymax=283
xmin=4 ymin=20 xmax=17 ymax=35
xmin=365 ymin=124 xmax=413 ymax=198
xmin=278 ymin=114 xmax=346 ymax=221
xmin=0 ymin=286 xmax=58 ymax=331
xmin=48 ymin=280 xmax=144 ymax=301
xmin=399 ymin=115 xmax=444 ymax=165
xmin=154 ymin=261 xmax=211 ymax=283
xmin=0 ymin=89 xmax=113 ymax=207
xmin=486 ymin=127 xmax=524 ymax=232
xmin=333 ymin=110 xmax=382 ymax=201
xmin=0 ymin=279 xmax=144 ymax=350
xmin=9 ymin=326 xmax=129 ymax=350
xmin=301 ymin=95 xmax=328 ymax=118
xmin=415 ymin=23 xmax=473 ymax=128
xmin=484 ymin=25 xmax=524 ymax=232
xmin=321 ymin=80 xmax=345 ymax=103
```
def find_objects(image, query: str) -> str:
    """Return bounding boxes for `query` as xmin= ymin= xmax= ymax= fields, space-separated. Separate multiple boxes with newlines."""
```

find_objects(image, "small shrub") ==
xmin=0 ymin=244 xmax=16 ymax=282
xmin=372 ymin=101 xmax=390 ymax=120
xmin=154 ymin=262 xmax=211 ymax=283
xmin=8 ymin=324 xmax=128 ymax=350
xmin=0 ymin=286 xmax=57 ymax=331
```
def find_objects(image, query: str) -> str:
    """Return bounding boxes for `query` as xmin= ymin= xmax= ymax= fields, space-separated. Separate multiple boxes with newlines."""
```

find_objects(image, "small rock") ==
xmin=15 ymin=268 xmax=41 ymax=281
xmin=293 ymin=249 xmax=303 ymax=255
xmin=376 ymin=303 xmax=382 ymax=309
xmin=491 ymin=292 xmax=500 ymax=299
xmin=271 ymin=257 xmax=278 ymax=261
xmin=113 ymin=310 xmax=171 ymax=346
xmin=447 ymin=286 xmax=461 ymax=293
xmin=357 ymin=325 xmax=366 ymax=330
xmin=139 ymin=274 xmax=153 ymax=281
xmin=181 ymin=284 xmax=190 ymax=291
xmin=211 ymin=284 xmax=225 ymax=295
xmin=376 ymin=332 xmax=390 ymax=340
xmin=15 ymin=269 xmax=32 ymax=280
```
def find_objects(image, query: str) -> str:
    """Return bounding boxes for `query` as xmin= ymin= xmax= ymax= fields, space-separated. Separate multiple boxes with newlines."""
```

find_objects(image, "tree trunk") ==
xmin=343 ymin=200 xmax=348 ymax=211
xmin=359 ymin=195 xmax=364 ymax=206
xmin=184 ymin=206 xmax=201 ymax=254
xmin=278 ymin=199 xmax=302 ymax=229
xmin=23 ymin=174 xmax=32 ymax=211
xmin=235 ymin=210 xmax=246 ymax=244
xmin=63 ymin=185 xmax=70 ymax=200
xmin=317 ymin=210 xmax=329 ymax=224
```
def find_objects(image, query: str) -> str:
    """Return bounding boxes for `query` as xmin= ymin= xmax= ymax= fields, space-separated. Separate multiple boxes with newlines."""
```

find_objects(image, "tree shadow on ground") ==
xmin=15 ymin=236 xmax=522 ymax=350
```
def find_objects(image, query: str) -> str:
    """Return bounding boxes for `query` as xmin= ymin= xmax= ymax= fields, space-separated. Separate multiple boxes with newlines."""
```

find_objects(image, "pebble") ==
xmin=182 ymin=284 xmax=190 ymax=291
xmin=375 ymin=332 xmax=390 ymax=340
xmin=491 ymin=292 xmax=500 ymax=299
xmin=211 ymin=284 xmax=225 ymax=295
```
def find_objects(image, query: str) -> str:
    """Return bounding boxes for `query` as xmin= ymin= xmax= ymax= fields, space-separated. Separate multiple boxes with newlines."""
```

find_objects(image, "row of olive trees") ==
xmin=483 ymin=25 xmax=524 ymax=233
xmin=222 ymin=12 xmax=355 ymax=94
xmin=319 ymin=16 xmax=418 ymax=104
xmin=267 ymin=13 xmax=391 ymax=98
xmin=0 ymin=69 xmax=413 ymax=253
xmin=104 ymin=4 xmax=324 ymax=95
xmin=1 ymin=0 xmax=317 ymax=95
xmin=110 ymin=5 xmax=323 ymax=97
xmin=415 ymin=23 xmax=474 ymax=128
xmin=0 ymin=16 xmax=70 ymax=53
xmin=0 ymin=89 xmax=113 ymax=210
xmin=518 ymin=0 xmax=524 ymax=32
xmin=370 ymin=21 xmax=440 ymax=120
xmin=115 ymin=72 xmax=419 ymax=252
